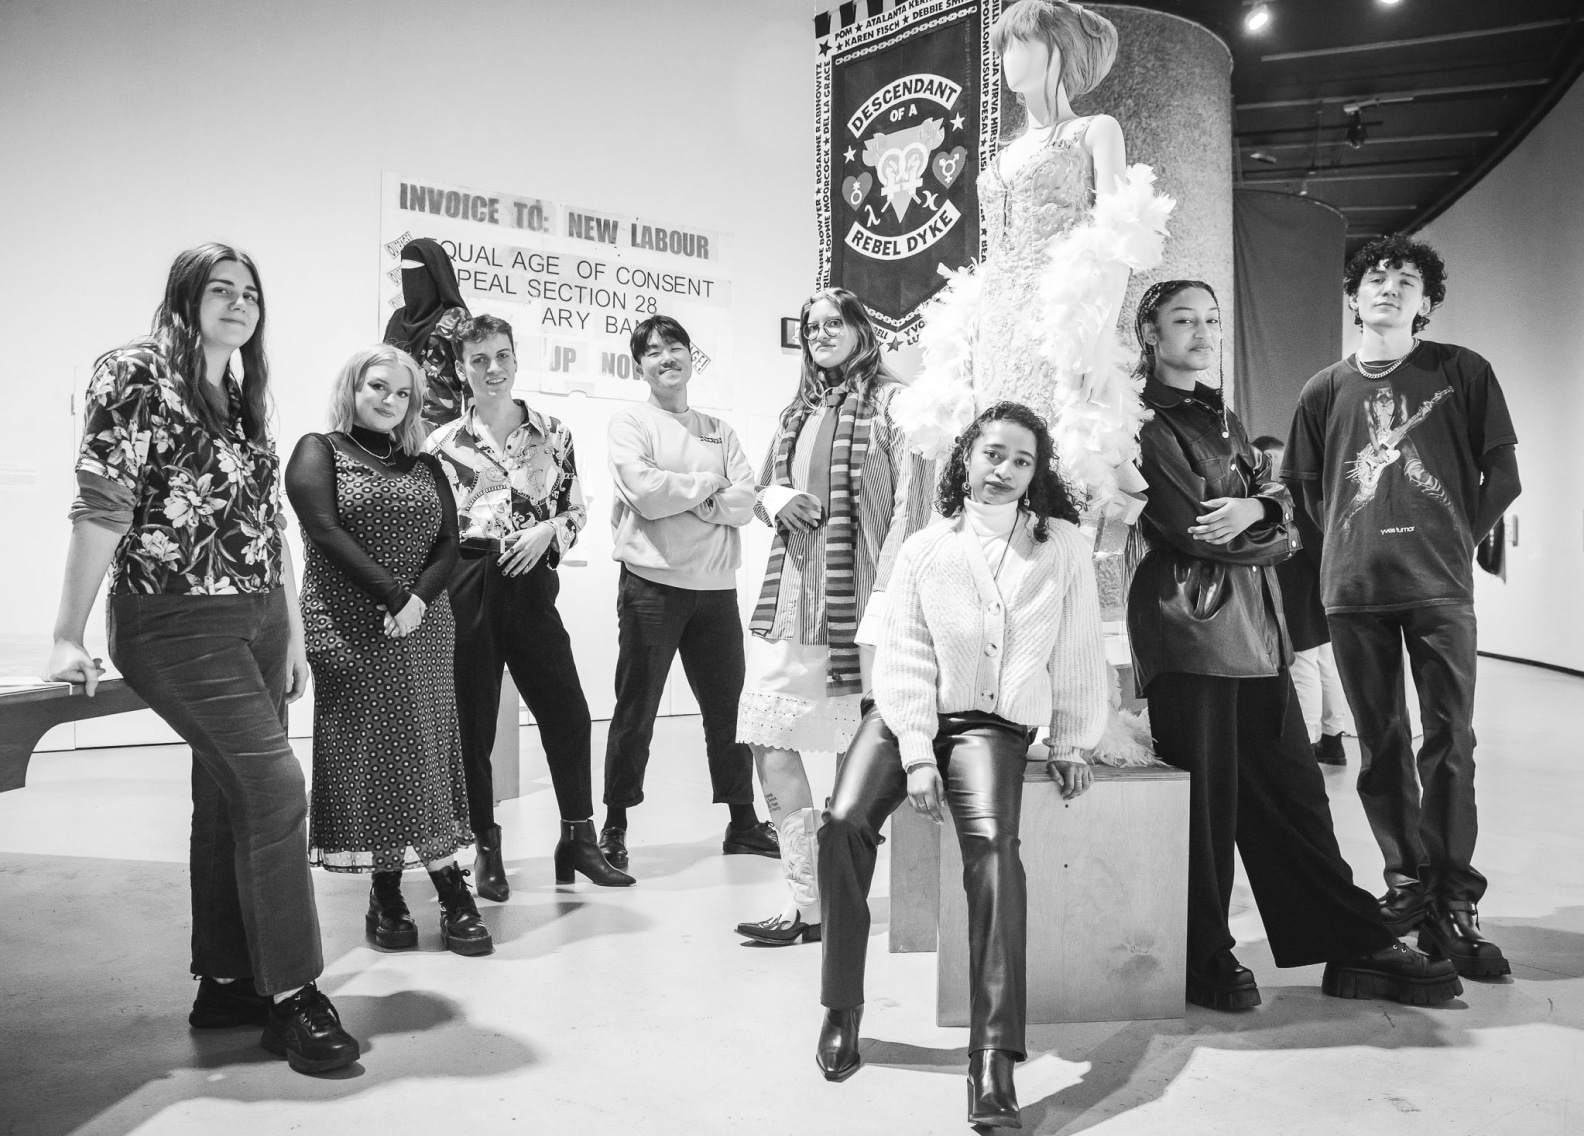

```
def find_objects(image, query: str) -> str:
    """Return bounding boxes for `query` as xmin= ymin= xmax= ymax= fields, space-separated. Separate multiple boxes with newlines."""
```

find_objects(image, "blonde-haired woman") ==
xmin=284 ymin=345 xmax=488 ymax=957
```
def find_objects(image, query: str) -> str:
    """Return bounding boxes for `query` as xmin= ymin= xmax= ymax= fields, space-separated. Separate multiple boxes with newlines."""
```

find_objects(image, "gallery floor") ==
xmin=1 ymin=656 xmax=1580 ymax=1136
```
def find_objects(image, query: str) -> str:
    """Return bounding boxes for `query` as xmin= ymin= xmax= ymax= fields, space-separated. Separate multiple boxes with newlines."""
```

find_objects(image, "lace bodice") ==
xmin=974 ymin=132 xmax=1096 ymax=422
xmin=981 ymin=132 xmax=1096 ymax=263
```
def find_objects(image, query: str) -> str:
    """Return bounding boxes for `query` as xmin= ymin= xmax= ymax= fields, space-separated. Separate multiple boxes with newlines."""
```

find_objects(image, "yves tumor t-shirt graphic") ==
xmin=1339 ymin=384 xmax=1454 ymax=534
xmin=1285 ymin=342 xmax=1518 ymax=613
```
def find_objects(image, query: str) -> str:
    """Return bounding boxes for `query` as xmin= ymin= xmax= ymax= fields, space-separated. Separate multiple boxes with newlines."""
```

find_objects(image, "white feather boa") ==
xmin=897 ymin=164 xmax=1175 ymax=511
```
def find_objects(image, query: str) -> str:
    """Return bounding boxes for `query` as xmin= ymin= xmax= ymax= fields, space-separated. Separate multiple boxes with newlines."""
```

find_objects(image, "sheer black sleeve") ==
xmin=284 ymin=433 xmax=411 ymax=612
xmin=411 ymin=452 xmax=459 ymax=603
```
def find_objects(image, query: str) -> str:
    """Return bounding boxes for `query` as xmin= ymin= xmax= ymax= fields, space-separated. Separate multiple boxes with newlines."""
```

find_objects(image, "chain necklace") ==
xmin=1355 ymin=338 xmax=1420 ymax=381
xmin=346 ymin=430 xmax=398 ymax=466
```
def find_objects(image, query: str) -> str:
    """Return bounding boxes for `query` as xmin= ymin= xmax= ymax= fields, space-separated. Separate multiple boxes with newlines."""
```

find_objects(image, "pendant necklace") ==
xmin=993 ymin=514 xmax=1020 ymax=583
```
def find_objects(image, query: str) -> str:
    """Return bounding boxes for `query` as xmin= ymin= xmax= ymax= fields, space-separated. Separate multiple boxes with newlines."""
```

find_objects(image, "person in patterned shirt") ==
xmin=47 ymin=243 xmax=359 ymax=1075
xmin=426 ymin=314 xmax=632 ymax=897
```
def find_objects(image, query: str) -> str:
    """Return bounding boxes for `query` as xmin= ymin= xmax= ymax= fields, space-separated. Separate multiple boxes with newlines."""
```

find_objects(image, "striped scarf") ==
xmin=750 ymin=387 xmax=876 ymax=695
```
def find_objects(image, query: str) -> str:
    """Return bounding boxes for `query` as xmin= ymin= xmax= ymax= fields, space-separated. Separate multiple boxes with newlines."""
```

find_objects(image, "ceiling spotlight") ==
xmin=1346 ymin=111 xmax=1368 ymax=149
xmin=1248 ymin=151 xmax=1279 ymax=165
xmin=1379 ymin=0 xmax=1402 ymax=5
xmin=1245 ymin=2 xmax=1272 ymax=32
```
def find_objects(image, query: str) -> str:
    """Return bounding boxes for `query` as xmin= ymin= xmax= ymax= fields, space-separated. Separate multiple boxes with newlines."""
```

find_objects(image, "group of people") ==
xmin=43 ymin=0 xmax=1521 ymax=1128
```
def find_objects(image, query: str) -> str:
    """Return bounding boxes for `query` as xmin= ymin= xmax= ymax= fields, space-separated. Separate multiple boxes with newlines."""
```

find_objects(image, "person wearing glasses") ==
xmin=47 ymin=244 xmax=359 ymax=1074
xmin=285 ymin=345 xmax=488 ymax=958
xmin=597 ymin=316 xmax=773 ymax=873
xmin=734 ymin=288 xmax=933 ymax=946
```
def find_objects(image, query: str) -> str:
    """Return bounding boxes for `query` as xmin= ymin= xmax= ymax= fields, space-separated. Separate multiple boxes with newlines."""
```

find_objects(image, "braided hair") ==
xmin=936 ymin=401 xmax=1080 ymax=543
xmin=1133 ymin=278 xmax=1222 ymax=387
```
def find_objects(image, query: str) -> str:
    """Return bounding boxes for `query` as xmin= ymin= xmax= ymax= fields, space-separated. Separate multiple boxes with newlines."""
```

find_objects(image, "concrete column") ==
xmin=1070 ymin=4 xmax=1236 ymax=384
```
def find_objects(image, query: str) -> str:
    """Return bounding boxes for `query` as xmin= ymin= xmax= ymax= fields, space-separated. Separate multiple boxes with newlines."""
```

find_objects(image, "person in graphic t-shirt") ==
xmin=1284 ymin=234 xmax=1522 ymax=978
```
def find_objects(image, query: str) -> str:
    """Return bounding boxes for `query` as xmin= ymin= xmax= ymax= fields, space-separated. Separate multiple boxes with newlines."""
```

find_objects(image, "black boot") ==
xmin=554 ymin=819 xmax=636 ymax=887
xmin=815 ymin=1006 xmax=863 ymax=1082
xmin=1186 ymin=952 xmax=1262 ymax=1011
xmin=1313 ymin=731 xmax=1347 ymax=765
xmin=1418 ymin=900 xmax=1511 ymax=977
xmin=473 ymin=824 xmax=510 ymax=902
xmin=427 ymin=863 xmax=494 ymax=956
xmin=967 ymin=1049 xmax=1021 ymax=1128
xmin=364 ymin=870 xmax=418 ymax=950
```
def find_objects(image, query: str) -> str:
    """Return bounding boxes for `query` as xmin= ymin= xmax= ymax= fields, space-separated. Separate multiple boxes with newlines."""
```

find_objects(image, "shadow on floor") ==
xmin=0 ymin=853 xmax=539 ymax=1136
xmin=860 ymin=908 xmax=1584 ymax=1134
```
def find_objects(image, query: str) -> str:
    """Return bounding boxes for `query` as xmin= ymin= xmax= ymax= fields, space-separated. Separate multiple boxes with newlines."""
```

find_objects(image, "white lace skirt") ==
xmin=737 ymin=636 xmax=864 ymax=754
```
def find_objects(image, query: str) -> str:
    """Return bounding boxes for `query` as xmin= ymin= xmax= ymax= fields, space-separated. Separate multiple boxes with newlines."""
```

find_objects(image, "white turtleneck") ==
xmin=962 ymin=498 xmax=1027 ymax=598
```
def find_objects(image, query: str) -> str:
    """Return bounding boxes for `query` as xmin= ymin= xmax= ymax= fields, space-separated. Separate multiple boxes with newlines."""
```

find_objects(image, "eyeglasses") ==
xmin=205 ymin=284 xmax=260 ymax=308
xmin=804 ymin=318 xmax=846 ymax=341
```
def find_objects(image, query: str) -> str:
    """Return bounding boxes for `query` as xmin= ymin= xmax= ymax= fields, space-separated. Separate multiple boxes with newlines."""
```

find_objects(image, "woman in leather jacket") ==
xmin=1128 ymin=280 xmax=1460 ymax=1013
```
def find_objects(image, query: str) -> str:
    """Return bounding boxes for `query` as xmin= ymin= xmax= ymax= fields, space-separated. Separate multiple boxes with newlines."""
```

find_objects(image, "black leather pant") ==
xmin=819 ymin=704 xmax=1032 ymax=1058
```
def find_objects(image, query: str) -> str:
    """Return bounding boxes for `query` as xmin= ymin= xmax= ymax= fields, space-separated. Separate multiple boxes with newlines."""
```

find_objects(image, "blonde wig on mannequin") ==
xmin=991 ymin=0 xmax=1118 ymax=122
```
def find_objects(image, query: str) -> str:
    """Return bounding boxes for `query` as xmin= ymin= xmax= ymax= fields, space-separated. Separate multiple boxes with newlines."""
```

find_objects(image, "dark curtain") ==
xmin=1232 ymin=190 xmax=1346 ymax=441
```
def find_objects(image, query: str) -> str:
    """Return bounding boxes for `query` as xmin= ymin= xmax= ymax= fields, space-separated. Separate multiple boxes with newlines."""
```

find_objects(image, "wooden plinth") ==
xmin=936 ymin=761 xmax=1189 ymax=1025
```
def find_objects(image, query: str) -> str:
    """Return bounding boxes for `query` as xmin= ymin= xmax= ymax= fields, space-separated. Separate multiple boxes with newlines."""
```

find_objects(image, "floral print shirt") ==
xmin=75 ymin=346 xmax=284 ymax=595
xmin=424 ymin=400 xmax=586 ymax=561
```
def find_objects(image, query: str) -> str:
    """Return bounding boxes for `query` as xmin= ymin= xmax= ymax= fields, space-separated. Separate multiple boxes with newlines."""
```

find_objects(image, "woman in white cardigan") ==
xmin=814 ymin=402 xmax=1108 ymax=1130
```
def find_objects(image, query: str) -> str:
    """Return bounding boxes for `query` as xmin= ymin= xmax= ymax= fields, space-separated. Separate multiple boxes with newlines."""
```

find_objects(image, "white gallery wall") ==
xmin=1419 ymin=77 xmax=1584 ymax=673
xmin=0 ymin=0 xmax=821 ymax=727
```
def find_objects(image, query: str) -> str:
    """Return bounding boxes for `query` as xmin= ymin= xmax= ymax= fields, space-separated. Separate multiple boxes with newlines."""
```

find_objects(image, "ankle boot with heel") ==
xmin=554 ymin=819 xmax=636 ymax=887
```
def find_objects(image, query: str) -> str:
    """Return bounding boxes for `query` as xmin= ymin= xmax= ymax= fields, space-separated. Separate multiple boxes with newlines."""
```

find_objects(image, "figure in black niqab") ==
xmin=383 ymin=237 xmax=471 ymax=430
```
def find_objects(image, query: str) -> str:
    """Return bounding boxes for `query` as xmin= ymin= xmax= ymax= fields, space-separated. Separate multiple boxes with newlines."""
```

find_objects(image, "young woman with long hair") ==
xmin=733 ymin=287 xmax=933 ymax=945
xmin=47 ymin=243 xmax=359 ymax=1074
xmin=815 ymin=401 xmax=1105 ymax=1129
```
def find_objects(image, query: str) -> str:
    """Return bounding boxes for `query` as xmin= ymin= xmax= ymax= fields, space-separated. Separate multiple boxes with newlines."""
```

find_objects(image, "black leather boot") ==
xmin=365 ymin=870 xmax=418 ymax=950
xmin=815 ymin=1006 xmax=863 ymax=1082
xmin=1418 ymin=900 xmax=1510 ymax=977
xmin=1186 ymin=953 xmax=1262 ymax=1010
xmin=427 ymin=863 xmax=494 ymax=956
xmin=967 ymin=1048 xmax=1021 ymax=1128
xmin=473 ymin=824 xmax=510 ymax=902
xmin=554 ymin=819 xmax=636 ymax=887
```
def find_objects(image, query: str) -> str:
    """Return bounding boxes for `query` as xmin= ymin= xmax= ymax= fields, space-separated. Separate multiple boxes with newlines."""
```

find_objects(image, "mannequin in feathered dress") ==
xmin=894 ymin=0 xmax=1173 ymax=763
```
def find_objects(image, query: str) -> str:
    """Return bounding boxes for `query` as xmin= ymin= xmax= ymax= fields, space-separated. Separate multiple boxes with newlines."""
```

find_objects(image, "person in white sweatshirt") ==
xmin=814 ymin=401 xmax=1106 ymax=1130
xmin=598 ymin=315 xmax=776 ymax=873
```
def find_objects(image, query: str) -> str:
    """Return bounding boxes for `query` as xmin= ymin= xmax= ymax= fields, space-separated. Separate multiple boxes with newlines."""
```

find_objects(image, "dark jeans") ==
xmin=448 ymin=554 xmax=593 ymax=829
xmin=602 ymin=566 xmax=754 ymax=810
xmin=1146 ymin=671 xmax=1392 ymax=981
xmin=108 ymin=590 xmax=324 ymax=996
xmin=820 ymin=705 xmax=1031 ymax=1058
xmin=1328 ymin=603 xmax=1484 ymax=904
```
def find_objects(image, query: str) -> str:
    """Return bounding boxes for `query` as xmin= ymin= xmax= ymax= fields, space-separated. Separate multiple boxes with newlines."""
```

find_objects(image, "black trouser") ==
xmin=109 ymin=590 xmax=324 ymax=996
xmin=1328 ymin=603 xmax=1484 ymax=905
xmin=820 ymin=705 xmax=1031 ymax=1058
xmin=447 ymin=554 xmax=593 ymax=829
xmin=602 ymin=566 xmax=754 ymax=809
xmin=1146 ymin=671 xmax=1392 ymax=982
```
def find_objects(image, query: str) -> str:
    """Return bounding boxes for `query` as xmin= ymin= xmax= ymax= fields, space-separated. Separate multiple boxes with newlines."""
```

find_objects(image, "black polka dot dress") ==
xmin=298 ymin=446 xmax=471 ymax=872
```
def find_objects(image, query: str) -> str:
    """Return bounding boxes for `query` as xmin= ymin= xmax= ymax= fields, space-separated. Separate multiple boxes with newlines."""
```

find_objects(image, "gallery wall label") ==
xmin=381 ymin=173 xmax=736 ymax=406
